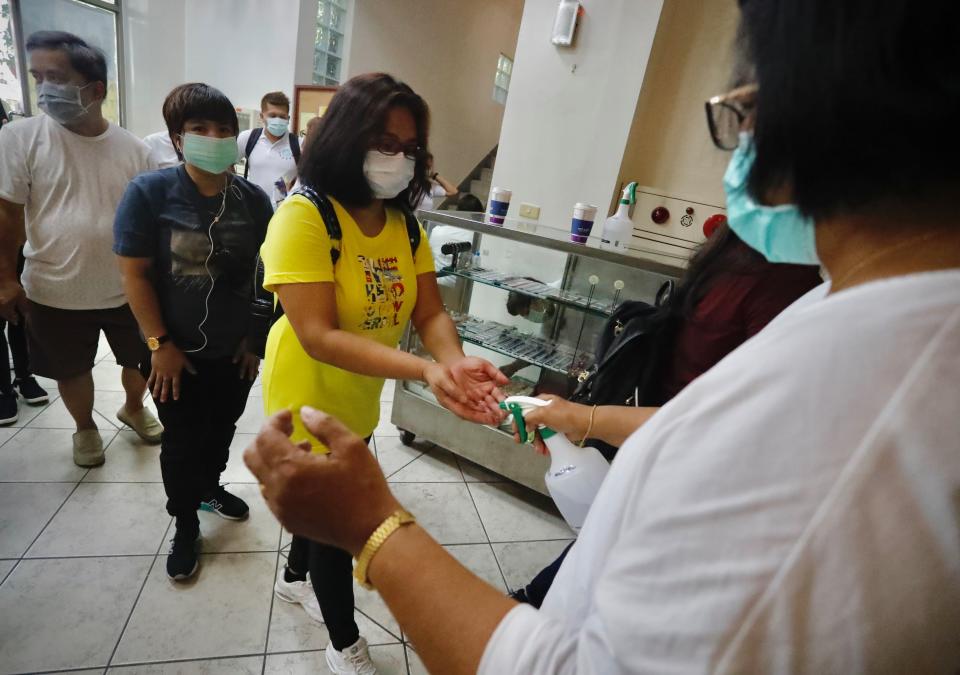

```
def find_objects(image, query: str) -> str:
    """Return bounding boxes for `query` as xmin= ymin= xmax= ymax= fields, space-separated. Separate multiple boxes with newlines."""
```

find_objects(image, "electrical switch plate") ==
xmin=518 ymin=203 xmax=541 ymax=220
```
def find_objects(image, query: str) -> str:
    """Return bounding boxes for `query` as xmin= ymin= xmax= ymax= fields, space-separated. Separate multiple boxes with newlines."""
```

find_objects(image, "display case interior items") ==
xmin=390 ymin=210 xmax=684 ymax=494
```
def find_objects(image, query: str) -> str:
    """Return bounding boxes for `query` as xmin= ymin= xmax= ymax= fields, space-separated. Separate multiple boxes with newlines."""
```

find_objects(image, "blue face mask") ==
xmin=723 ymin=133 xmax=820 ymax=265
xmin=265 ymin=116 xmax=289 ymax=137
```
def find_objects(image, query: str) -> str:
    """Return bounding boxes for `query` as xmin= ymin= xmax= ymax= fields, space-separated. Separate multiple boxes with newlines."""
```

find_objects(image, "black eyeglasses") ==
xmin=373 ymin=137 xmax=422 ymax=160
xmin=705 ymin=83 xmax=758 ymax=150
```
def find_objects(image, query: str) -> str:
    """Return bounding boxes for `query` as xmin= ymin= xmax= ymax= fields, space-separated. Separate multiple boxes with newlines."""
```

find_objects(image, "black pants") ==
xmin=521 ymin=541 xmax=574 ymax=608
xmin=286 ymin=435 xmax=371 ymax=651
xmin=0 ymin=250 xmax=30 ymax=392
xmin=0 ymin=317 xmax=31 ymax=393
xmin=155 ymin=356 xmax=253 ymax=527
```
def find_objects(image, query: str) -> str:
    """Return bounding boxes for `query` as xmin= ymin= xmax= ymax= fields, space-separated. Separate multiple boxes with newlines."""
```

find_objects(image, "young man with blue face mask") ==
xmin=236 ymin=91 xmax=301 ymax=208
xmin=0 ymin=31 xmax=162 ymax=468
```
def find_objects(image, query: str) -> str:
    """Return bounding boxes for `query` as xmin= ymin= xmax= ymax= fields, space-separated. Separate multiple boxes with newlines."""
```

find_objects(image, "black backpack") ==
xmin=569 ymin=280 xmax=678 ymax=459
xmin=243 ymin=127 xmax=301 ymax=180
xmin=249 ymin=186 xmax=422 ymax=357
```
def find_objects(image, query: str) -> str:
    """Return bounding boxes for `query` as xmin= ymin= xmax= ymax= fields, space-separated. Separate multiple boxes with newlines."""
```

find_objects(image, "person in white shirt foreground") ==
xmin=245 ymin=0 xmax=960 ymax=672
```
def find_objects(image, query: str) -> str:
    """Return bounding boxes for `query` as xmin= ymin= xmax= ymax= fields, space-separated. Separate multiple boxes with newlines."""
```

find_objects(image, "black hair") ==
xmin=162 ymin=83 xmax=239 ymax=158
xmin=675 ymin=222 xmax=766 ymax=317
xmin=298 ymin=73 xmax=430 ymax=211
xmin=739 ymin=0 xmax=960 ymax=220
xmin=25 ymin=30 xmax=108 ymax=96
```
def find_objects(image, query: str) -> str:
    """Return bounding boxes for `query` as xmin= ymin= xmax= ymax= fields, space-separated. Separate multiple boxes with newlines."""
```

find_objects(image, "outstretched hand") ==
xmin=425 ymin=356 xmax=508 ymax=425
xmin=244 ymin=408 xmax=400 ymax=555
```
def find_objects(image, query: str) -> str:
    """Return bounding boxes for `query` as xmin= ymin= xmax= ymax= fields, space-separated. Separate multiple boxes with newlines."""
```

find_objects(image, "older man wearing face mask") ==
xmin=0 ymin=31 xmax=161 ymax=468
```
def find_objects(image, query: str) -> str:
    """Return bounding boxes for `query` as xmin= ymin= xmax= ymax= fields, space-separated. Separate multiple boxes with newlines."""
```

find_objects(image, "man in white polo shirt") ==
xmin=237 ymin=91 xmax=300 ymax=208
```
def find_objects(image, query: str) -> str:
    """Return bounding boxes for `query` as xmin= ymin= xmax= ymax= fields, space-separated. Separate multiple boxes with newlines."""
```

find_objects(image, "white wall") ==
xmin=491 ymin=0 xmax=665 ymax=229
xmin=346 ymin=0 xmax=523 ymax=185
xmin=123 ymin=0 xmax=318 ymax=139
xmin=123 ymin=0 xmax=186 ymax=138
xmin=184 ymin=0 xmax=307 ymax=112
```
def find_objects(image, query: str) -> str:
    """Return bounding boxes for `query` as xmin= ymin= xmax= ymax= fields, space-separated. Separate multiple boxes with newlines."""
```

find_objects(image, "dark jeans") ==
xmin=155 ymin=356 xmax=253 ymax=528
xmin=521 ymin=541 xmax=574 ymax=608
xmin=0 ymin=317 xmax=30 ymax=393
xmin=286 ymin=435 xmax=372 ymax=651
xmin=0 ymin=250 xmax=30 ymax=393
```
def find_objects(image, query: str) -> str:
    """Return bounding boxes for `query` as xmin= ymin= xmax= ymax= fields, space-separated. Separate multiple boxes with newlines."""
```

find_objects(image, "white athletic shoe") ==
xmin=274 ymin=568 xmax=323 ymax=624
xmin=325 ymin=636 xmax=378 ymax=675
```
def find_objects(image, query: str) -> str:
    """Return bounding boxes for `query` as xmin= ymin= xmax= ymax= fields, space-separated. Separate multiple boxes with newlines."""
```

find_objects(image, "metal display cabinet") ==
xmin=391 ymin=211 xmax=685 ymax=495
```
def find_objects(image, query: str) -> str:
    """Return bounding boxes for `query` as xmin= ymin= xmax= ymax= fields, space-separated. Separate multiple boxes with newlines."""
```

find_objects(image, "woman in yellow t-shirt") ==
xmin=260 ymin=73 xmax=506 ymax=673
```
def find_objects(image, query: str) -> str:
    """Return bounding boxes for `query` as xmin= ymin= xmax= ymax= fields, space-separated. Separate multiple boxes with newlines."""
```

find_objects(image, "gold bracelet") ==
xmin=353 ymin=508 xmax=416 ymax=590
xmin=579 ymin=405 xmax=598 ymax=448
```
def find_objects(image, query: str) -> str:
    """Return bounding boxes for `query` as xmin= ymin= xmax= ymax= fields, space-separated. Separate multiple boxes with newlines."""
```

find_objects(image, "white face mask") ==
xmin=363 ymin=150 xmax=416 ymax=199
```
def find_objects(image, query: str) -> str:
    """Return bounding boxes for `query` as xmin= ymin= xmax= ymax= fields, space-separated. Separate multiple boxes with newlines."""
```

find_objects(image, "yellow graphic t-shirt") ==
xmin=261 ymin=194 xmax=434 ymax=450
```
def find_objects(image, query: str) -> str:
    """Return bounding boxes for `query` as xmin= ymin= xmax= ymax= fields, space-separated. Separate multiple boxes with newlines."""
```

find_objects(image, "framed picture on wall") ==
xmin=293 ymin=85 xmax=338 ymax=137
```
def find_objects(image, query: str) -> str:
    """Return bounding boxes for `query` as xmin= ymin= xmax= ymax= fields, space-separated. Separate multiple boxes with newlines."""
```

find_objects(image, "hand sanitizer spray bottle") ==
xmin=500 ymin=396 xmax=610 ymax=531
xmin=600 ymin=182 xmax=638 ymax=251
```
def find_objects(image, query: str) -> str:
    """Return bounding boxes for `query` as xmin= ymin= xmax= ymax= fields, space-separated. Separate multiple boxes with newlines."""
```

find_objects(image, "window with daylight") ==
xmin=493 ymin=53 xmax=512 ymax=105
xmin=0 ymin=0 xmax=23 ymax=119
xmin=314 ymin=0 xmax=350 ymax=86
xmin=15 ymin=0 xmax=124 ymax=124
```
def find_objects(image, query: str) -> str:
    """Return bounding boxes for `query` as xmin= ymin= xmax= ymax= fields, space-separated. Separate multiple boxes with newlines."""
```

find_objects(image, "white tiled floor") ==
xmin=0 ymin=338 xmax=574 ymax=674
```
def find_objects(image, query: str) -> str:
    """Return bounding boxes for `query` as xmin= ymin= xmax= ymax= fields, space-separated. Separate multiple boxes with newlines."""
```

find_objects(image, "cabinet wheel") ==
xmin=399 ymin=430 xmax=416 ymax=446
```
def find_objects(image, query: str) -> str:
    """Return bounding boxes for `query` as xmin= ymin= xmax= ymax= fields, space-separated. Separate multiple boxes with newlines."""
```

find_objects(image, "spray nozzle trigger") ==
xmin=620 ymin=181 xmax=638 ymax=205
xmin=499 ymin=396 xmax=553 ymax=445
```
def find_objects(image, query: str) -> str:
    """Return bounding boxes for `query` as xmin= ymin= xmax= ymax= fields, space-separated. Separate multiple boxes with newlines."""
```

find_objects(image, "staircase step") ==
xmin=480 ymin=167 xmax=494 ymax=183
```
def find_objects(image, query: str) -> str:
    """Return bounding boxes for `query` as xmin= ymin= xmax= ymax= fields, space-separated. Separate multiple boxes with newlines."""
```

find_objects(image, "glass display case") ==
xmin=391 ymin=210 xmax=687 ymax=494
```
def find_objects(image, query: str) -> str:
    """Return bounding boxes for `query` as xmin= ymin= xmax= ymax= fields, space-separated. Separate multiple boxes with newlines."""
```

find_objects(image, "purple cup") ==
xmin=570 ymin=203 xmax=598 ymax=244
xmin=487 ymin=187 xmax=512 ymax=225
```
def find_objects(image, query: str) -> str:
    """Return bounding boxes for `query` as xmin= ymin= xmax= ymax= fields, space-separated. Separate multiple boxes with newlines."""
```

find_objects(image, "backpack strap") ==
xmin=292 ymin=185 xmax=342 ymax=265
xmin=243 ymin=127 xmax=263 ymax=179
xmin=289 ymin=133 xmax=301 ymax=163
xmin=400 ymin=206 xmax=422 ymax=256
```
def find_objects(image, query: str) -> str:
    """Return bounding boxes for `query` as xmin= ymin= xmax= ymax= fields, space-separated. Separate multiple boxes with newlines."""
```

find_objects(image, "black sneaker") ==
xmin=199 ymin=485 xmax=249 ymax=520
xmin=166 ymin=527 xmax=201 ymax=581
xmin=14 ymin=377 xmax=49 ymax=405
xmin=0 ymin=391 xmax=17 ymax=425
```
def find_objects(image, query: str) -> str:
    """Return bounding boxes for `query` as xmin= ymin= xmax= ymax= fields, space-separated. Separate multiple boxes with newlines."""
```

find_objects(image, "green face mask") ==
xmin=180 ymin=133 xmax=238 ymax=174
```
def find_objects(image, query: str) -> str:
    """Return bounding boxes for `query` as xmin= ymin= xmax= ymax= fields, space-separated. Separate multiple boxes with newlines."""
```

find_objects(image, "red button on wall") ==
xmin=703 ymin=213 xmax=727 ymax=238
xmin=651 ymin=206 xmax=670 ymax=224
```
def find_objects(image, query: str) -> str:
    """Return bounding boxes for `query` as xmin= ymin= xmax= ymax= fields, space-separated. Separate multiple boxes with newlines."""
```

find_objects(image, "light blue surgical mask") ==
xmin=37 ymin=81 xmax=95 ymax=125
xmin=180 ymin=133 xmax=238 ymax=175
xmin=265 ymin=117 xmax=289 ymax=137
xmin=723 ymin=132 xmax=820 ymax=265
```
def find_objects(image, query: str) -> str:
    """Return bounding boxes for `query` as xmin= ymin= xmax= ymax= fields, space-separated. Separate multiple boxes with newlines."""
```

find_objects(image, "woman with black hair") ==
xmin=246 ymin=0 xmax=960 ymax=672
xmin=114 ymin=83 xmax=272 ymax=581
xmin=260 ymin=72 xmax=505 ymax=674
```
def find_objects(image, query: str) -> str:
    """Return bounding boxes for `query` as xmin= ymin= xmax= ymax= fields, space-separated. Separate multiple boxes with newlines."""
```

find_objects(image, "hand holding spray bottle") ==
xmin=500 ymin=396 xmax=610 ymax=531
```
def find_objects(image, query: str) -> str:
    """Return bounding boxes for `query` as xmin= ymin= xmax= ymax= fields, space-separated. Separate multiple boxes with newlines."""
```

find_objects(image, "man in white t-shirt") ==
xmin=142 ymin=129 xmax=180 ymax=169
xmin=0 ymin=31 xmax=162 ymax=468
xmin=237 ymin=91 xmax=301 ymax=208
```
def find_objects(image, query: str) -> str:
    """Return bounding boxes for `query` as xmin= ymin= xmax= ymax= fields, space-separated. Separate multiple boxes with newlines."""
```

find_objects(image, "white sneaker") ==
xmin=325 ymin=636 xmax=378 ymax=675
xmin=274 ymin=568 xmax=323 ymax=624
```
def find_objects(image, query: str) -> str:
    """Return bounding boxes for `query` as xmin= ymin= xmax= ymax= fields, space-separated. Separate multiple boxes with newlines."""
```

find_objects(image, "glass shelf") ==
xmin=452 ymin=314 xmax=593 ymax=376
xmin=437 ymin=265 xmax=618 ymax=317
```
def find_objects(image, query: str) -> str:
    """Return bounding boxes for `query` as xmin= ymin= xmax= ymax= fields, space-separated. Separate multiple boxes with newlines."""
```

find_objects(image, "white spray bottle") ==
xmin=500 ymin=396 xmax=610 ymax=531
xmin=600 ymin=181 xmax=638 ymax=251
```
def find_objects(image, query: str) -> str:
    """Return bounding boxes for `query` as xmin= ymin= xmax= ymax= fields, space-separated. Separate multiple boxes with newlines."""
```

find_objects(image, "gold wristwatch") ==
xmin=146 ymin=334 xmax=170 ymax=352
xmin=353 ymin=509 xmax=416 ymax=590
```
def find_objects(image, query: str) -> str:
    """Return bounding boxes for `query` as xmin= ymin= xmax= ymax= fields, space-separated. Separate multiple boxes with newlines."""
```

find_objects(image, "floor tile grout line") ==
xmin=462 ymin=481 xmax=513 ymax=592
xmin=355 ymin=606 xmax=404 ymax=644
xmin=104 ymin=526 xmax=164 ymax=669
xmin=10 ymin=471 xmax=87 ymax=574
xmin=260 ymin=522 xmax=285 ymax=675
